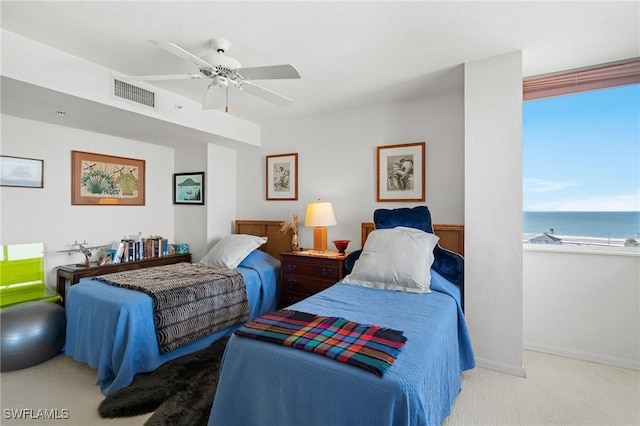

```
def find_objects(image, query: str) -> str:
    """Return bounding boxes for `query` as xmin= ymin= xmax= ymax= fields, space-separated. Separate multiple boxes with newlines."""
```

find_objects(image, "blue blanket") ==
xmin=209 ymin=270 xmax=475 ymax=426
xmin=65 ymin=250 xmax=279 ymax=395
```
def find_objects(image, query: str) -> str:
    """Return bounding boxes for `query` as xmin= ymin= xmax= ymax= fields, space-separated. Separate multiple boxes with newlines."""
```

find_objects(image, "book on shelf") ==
xmin=113 ymin=242 xmax=125 ymax=264
xmin=109 ymin=235 xmax=177 ymax=263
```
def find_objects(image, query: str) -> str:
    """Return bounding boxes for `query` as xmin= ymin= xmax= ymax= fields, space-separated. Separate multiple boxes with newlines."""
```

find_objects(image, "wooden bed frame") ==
xmin=236 ymin=220 xmax=464 ymax=258
xmin=361 ymin=222 xmax=464 ymax=255
xmin=235 ymin=220 xmax=292 ymax=259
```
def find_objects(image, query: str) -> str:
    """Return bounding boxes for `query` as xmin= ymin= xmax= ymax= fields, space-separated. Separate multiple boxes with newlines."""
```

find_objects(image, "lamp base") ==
xmin=312 ymin=226 xmax=328 ymax=252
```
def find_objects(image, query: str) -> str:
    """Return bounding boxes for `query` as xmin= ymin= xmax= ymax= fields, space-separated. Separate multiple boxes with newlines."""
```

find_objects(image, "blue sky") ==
xmin=523 ymin=84 xmax=640 ymax=212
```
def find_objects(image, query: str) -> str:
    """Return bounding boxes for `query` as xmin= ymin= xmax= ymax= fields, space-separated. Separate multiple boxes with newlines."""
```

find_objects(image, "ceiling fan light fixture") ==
xmin=211 ymin=76 xmax=229 ymax=88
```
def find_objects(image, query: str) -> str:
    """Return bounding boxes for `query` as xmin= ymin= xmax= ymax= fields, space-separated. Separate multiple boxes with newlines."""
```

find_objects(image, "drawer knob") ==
xmin=321 ymin=267 xmax=333 ymax=275
xmin=287 ymin=264 xmax=297 ymax=272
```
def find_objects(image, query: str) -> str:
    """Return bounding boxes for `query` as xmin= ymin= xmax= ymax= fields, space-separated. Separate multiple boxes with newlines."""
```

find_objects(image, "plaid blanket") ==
xmin=234 ymin=310 xmax=406 ymax=377
xmin=95 ymin=263 xmax=248 ymax=353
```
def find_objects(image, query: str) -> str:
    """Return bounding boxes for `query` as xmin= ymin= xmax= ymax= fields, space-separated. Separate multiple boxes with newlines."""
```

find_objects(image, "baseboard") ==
xmin=524 ymin=341 xmax=640 ymax=371
xmin=475 ymin=357 xmax=527 ymax=378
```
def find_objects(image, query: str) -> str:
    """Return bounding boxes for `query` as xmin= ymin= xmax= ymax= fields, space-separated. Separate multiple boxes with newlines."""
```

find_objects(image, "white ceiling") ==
xmin=1 ymin=1 xmax=638 ymax=140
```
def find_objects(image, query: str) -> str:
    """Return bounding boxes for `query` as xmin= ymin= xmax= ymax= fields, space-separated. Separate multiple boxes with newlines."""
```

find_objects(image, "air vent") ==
xmin=112 ymin=77 xmax=156 ymax=109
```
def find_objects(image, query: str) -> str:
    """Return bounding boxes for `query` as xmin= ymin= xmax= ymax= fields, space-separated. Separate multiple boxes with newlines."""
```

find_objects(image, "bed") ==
xmin=208 ymin=207 xmax=475 ymax=426
xmin=64 ymin=220 xmax=291 ymax=395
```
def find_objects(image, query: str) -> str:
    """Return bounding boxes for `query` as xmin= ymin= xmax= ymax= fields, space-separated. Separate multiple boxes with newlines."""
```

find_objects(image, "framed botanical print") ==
xmin=376 ymin=142 xmax=425 ymax=202
xmin=266 ymin=153 xmax=298 ymax=200
xmin=173 ymin=172 xmax=205 ymax=205
xmin=71 ymin=151 xmax=145 ymax=205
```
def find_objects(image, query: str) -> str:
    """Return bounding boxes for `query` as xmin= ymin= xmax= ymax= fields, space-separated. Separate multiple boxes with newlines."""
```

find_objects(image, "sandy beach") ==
xmin=523 ymin=233 xmax=639 ymax=249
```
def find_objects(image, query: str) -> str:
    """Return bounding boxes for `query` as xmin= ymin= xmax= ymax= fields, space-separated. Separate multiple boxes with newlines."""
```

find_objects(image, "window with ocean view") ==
xmin=523 ymin=77 xmax=639 ymax=249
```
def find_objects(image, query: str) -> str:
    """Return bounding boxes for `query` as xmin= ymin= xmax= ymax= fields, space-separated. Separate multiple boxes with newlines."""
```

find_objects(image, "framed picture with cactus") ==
xmin=71 ymin=151 xmax=145 ymax=205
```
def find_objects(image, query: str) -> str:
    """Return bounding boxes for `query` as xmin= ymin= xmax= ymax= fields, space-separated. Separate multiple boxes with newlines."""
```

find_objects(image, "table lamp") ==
xmin=304 ymin=199 xmax=337 ymax=252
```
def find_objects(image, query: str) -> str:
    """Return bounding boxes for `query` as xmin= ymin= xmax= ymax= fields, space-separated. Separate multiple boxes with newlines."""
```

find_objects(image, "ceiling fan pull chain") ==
xmin=225 ymin=86 xmax=230 ymax=113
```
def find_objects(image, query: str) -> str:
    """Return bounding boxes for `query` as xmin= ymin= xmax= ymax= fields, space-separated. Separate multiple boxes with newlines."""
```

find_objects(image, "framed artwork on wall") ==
xmin=71 ymin=150 xmax=145 ymax=205
xmin=266 ymin=153 xmax=298 ymax=200
xmin=173 ymin=172 xmax=205 ymax=205
xmin=376 ymin=142 xmax=426 ymax=202
xmin=0 ymin=155 xmax=44 ymax=188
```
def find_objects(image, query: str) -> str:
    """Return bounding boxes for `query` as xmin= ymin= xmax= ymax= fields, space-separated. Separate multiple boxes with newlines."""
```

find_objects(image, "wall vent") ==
xmin=111 ymin=77 xmax=156 ymax=109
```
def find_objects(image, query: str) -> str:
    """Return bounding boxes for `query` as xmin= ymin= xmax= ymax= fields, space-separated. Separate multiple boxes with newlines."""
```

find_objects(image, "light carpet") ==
xmin=1 ymin=350 xmax=638 ymax=425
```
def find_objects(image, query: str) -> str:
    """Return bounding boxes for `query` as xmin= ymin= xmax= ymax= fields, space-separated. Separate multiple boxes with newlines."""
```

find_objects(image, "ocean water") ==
xmin=523 ymin=211 xmax=640 ymax=240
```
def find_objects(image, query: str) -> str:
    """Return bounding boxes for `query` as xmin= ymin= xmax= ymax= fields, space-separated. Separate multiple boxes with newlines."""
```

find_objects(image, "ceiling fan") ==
xmin=125 ymin=39 xmax=301 ymax=111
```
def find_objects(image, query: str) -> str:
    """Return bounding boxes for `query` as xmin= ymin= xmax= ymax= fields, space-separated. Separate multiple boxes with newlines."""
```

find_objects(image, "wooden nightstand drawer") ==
xmin=279 ymin=252 xmax=347 ymax=309
xmin=282 ymin=275 xmax=336 ymax=294
xmin=282 ymin=259 xmax=341 ymax=280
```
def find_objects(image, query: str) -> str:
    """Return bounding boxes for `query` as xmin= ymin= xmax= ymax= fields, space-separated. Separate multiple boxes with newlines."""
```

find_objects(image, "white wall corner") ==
xmin=464 ymin=51 xmax=524 ymax=375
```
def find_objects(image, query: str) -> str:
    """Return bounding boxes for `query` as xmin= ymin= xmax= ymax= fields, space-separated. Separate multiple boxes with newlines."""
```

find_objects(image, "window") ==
xmin=522 ymin=59 xmax=640 ymax=248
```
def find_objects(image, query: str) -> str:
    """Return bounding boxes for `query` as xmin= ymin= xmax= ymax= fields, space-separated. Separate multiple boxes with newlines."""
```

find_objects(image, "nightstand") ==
xmin=280 ymin=251 xmax=347 ymax=308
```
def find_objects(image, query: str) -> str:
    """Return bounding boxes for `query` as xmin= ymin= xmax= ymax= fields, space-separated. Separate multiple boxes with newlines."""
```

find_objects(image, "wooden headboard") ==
xmin=361 ymin=222 xmax=464 ymax=256
xmin=235 ymin=220 xmax=292 ymax=260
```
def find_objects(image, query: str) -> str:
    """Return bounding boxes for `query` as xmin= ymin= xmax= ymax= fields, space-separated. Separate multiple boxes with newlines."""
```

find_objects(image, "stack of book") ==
xmin=109 ymin=236 xmax=170 ymax=263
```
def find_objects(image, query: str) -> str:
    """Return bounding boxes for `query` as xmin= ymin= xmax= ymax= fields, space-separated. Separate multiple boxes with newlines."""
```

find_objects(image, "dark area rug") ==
xmin=98 ymin=336 xmax=229 ymax=426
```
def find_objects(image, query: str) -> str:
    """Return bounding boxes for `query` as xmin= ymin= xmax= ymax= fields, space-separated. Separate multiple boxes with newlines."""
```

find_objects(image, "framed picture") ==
xmin=0 ymin=155 xmax=44 ymax=188
xmin=71 ymin=151 xmax=145 ymax=205
xmin=173 ymin=172 xmax=205 ymax=205
xmin=376 ymin=142 xmax=426 ymax=202
xmin=266 ymin=153 xmax=298 ymax=200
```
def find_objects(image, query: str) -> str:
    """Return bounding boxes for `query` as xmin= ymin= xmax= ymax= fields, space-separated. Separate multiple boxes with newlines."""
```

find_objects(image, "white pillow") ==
xmin=199 ymin=234 xmax=267 ymax=269
xmin=342 ymin=226 xmax=439 ymax=293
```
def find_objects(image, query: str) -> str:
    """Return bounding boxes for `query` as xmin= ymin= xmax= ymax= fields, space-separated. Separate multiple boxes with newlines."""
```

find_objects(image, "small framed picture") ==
xmin=266 ymin=153 xmax=298 ymax=200
xmin=173 ymin=172 xmax=205 ymax=205
xmin=376 ymin=142 xmax=426 ymax=202
xmin=0 ymin=155 xmax=44 ymax=188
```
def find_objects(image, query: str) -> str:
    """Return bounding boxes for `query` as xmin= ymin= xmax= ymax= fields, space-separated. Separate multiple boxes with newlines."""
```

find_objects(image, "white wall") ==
xmin=0 ymin=114 xmax=175 ymax=287
xmin=205 ymin=144 xmax=238 ymax=255
xmin=464 ymin=52 xmax=525 ymax=376
xmin=236 ymin=90 xmax=465 ymax=251
xmin=524 ymin=247 xmax=640 ymax=370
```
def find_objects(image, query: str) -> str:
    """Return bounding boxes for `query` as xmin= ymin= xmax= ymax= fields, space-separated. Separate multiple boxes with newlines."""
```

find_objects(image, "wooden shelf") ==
xmin=56 ymin=253 xmax=192 ymax=306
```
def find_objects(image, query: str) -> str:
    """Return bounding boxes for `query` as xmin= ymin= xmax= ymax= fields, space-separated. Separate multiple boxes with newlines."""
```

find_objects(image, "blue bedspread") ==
xmin=209 ymin=270 xmax=474 ymax=426
xmin=64 ymin=250 xmax=279 ymax=395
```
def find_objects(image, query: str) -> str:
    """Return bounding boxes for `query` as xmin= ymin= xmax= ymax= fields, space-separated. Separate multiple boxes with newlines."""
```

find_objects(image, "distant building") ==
xmin=529 ymin=233 xmax=562 ymax=244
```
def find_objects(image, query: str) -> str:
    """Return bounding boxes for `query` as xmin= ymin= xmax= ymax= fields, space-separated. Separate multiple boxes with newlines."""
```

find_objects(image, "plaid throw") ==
xmin=234 ymin=310 xmax=406 ymax=377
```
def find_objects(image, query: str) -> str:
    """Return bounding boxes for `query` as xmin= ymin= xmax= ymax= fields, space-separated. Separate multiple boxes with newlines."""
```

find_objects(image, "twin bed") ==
xmin=65 ymin=208 xmax=474 ymax=425
xmin=64 ymin=220 xmax=290 ymax=394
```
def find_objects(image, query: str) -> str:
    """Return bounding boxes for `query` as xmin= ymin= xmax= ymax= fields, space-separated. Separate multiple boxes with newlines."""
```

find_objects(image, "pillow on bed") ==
xmin=374 ymin=206 xmax=464 ymax=285
xmin=199 ymin=234 xmax=267 ymax=269
xmin=342 ymin=226 xmax=439 ymax=293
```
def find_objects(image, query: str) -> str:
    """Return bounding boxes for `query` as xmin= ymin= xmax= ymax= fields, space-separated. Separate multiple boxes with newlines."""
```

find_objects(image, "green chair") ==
xmin=0 ymin=243 xmax=61 ymax=307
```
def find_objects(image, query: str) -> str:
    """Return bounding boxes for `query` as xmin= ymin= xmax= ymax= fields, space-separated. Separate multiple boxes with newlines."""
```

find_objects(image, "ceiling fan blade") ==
xmin=150 ymin=40 xmax=215 ymax=71
xmin=241 ymin=81 xmax=294 ymax=106
xmin=237 ymin=64 xmax=301 ymax=80
xmin=122 ymin=74 xmax=203 ymax=81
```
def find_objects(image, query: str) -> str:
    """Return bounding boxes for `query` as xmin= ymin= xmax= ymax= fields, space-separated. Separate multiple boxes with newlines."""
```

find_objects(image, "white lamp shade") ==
xmin=305 ymin=201 xmax=337 ymax=227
